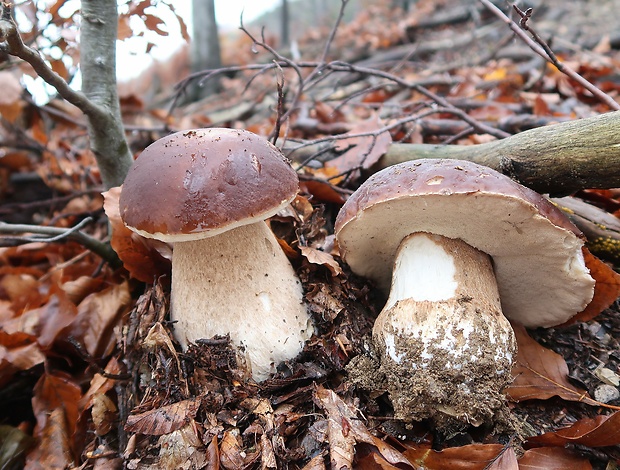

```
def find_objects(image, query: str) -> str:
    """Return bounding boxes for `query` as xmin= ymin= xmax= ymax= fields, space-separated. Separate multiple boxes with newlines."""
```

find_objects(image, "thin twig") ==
xmin=0 ymin=218 xmax=121 ymax=267
xmin=478 ymin=0 xmax=620 ymax=111
xmin=0 ymin=11 xmax=103 ymax=118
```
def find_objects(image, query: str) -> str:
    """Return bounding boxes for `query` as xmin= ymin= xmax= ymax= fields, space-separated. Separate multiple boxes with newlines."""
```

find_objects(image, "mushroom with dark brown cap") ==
xmin=119 ymin=128 xmax=314 ymax=382
xmin=335 ymin=158 xmax=595 ymax=426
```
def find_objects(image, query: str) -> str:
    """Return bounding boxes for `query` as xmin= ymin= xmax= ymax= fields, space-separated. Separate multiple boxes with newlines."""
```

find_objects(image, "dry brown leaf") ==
xmin=124 ymin=398 xmax=200 ymax=436
xmin=505 ymin=324 xmax=598 ymax=405
xmin=206 ymin=434 xmax=221 ymax=470
xmin=103 ymin=187 xmax=171 ymax=283
xmin=32 ymin=372 xmax=82 ymax=436
xmin=402 ymin=443 xmax=514 ymax=470
xmin=0 ymin=330 xmax=45 ymax=388
xmin=526 ymin=411 xmax=620 ymax=448
xmin=1 ymin=286 xmax=78 ymax=351
xmin=219 ymin=430 xmax=245 ymax=470
xmin=355 ymin=445 xmax=403 ymax=469
xmin=300 ymin=180 xmax=346 ymax=204
xmin=314 ymin=386 xmax=410 ymax=467
xmin=560 ymin=248 xmax=620 ymax=325
xmin=24 ymin=407 xmax=75 ymax=470
xmin=300 ymin=245 xmax=343 ymax=276
xmin=58 ymin=281 xmax=131 ymax=358
xmin=156 ymin=422 xmax=207 ymax=468
xmin=300 ymin=454 xmax=327 ymax=470
xmin=518 ymin=447 xmax=592 ymax=469
xmin=328 ymin=115 xmax=392 ymax=176
xmin=117 ymin=14 xmax=133 ymax=40
xmin=91 ymin=394 xmax=117 ymax=436
xmin=78 ymin=357 xmax=123 ymax=412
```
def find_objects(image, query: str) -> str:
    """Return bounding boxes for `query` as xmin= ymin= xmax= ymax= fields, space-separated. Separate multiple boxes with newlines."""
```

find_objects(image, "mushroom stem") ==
xmin=372 ymin=232 xmax=516 ymax=426
xmin=171 ymin=220 xmax=313 ymax=382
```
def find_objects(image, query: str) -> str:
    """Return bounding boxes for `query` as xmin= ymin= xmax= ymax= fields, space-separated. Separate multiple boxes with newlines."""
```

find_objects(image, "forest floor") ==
xmin=1 ymin=0 xmax=620 ymax=468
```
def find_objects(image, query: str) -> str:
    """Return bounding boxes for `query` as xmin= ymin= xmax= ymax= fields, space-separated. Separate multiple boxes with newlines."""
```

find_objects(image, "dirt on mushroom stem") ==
xmin=347 ymin=232 xmax=518 ymax=431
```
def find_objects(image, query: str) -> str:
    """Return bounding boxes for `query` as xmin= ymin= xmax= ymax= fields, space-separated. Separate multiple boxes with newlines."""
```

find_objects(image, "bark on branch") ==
xmin=378 ymin=111 xmax=620 ymax=196
xmin=0 ymin=0 xmax=133 ymax=189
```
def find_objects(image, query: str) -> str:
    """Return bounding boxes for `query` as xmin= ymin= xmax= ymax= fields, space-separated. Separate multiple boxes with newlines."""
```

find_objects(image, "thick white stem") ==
xmin=373 ymin=232 xmax=516 ymax=425
xmin=171 ymin=221 xmax=314 ymax=381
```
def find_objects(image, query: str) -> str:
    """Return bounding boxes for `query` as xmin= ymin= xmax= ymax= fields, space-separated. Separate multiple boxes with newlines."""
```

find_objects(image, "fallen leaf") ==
xmin=300 ymin=245 xmax=343 ymax=276
xmin=314 ymin=386 xmax=410 ymax=467
xmin=402 ymin=443 xmax=515 ymax=470
xmin=32 ymin=372 xmax=82 ymax=441
xmin=559 ymin=249 xmax=620 ymax=325
xmin=328 ymin=115 xmax=392 ymax=177
xmin=24 ymin=407 xmax=75 ymax=470
xmin=125 ymin=398 xmax=201 ymax=436
xmin=103 ymin=187 xmax=171 ymax=283
xmin=156 ymin=422 xmax=207 ymax=468
xmin=0 ymin=330 xmax=45 ymax=387
xmin=518 ymin=447 xmax=592 ymax=469
xmin=219 ymin=430 xmax=245 ymax=470
xmin=300 ymin=180 xmax=346 ymax=204
xmin=526 ymin=411 xmax=620 ymax=448
xmin=57 ymin=281 xmax=131 ymax=358
xmin=505 ymin=324 xmax=598 ymax=405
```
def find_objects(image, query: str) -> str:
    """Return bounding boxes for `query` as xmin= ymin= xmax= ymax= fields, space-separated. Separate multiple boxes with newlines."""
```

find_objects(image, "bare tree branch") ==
xmin=479 ymin=0 xmax=620 ymax=111
xmin=0 ymin=0 xmax=133 ymax=188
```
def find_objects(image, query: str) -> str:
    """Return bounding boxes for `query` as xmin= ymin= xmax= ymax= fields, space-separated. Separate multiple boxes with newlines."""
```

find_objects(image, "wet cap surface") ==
xmin=120 ymin=128 xmax=299 ymax=241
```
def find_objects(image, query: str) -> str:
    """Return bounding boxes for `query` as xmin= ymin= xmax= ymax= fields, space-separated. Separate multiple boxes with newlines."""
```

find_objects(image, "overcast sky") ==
xmin=213 ymin=0 xmax=281 ymax=29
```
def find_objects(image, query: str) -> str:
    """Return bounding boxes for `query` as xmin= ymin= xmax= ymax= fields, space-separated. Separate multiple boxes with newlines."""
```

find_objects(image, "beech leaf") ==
xmin=559 ymin=248 xmax=620 ymax=325
xmin=526 ymin=412 xmax=620 ymax=448
xmin=125 ymin=398 xmax=201 ymax=436
xmin=506 ymin=324 xmax=598 ymax=405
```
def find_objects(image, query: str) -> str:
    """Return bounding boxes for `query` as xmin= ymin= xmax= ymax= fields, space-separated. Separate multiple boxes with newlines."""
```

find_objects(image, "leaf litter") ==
xmin=1 ymin=0 xmax=620 ymax=468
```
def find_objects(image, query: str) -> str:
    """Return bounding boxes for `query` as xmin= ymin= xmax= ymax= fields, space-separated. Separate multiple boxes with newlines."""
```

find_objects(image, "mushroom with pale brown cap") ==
xmin=335 ymin=158 xmax=595 ymax=426
xmin=119 ymin=128 xmax=314 ymax=382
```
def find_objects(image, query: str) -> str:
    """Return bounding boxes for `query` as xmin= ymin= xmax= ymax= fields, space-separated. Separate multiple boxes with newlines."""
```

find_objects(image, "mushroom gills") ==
xmin=372 ymin=232 xmax=517 ymax=426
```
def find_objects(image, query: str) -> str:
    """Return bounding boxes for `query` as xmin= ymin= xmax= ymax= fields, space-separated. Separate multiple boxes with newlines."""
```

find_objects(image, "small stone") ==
xmin=594 ymin=384 xmax=620 ymax=404
xmin=594 ymin=366 xmax=620 ymax=386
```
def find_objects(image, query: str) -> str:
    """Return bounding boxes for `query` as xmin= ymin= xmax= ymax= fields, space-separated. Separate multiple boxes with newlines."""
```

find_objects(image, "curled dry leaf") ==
xmin=103 ymin=187 xmax=171 ymax=283
xmin=300 ymin=245 xmax=343 ymax=276
xmin=505 ymin=324 xmax=598 ymax=405
xmin=518 ymin=447 xmax=592 ymax=469
xmin=124 ymin=398 xmax=201 ymax=436
xmin=559 ymin=248 xmax=620 ymax=326
xmin=314 ymin=386 xmax=410 ymax=468
xmin=219 ymin=430 xmax=245 ymax=470
xmin=299 ymin=180 xmax=346 ymax=204
xmin=24 ymin=407 xmax=75 ymax=470
xmin=526 ymin=411 xmax=620 ymax=448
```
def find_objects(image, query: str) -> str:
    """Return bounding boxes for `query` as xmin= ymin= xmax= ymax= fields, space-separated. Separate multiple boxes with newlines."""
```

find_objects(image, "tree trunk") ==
xmin=80 ymin=0 xmax=133 ymax=188
xmin=281 ymin=0 xmax=290 ymax=48
xmin=189 ymin=0 xmax=222 ymax=100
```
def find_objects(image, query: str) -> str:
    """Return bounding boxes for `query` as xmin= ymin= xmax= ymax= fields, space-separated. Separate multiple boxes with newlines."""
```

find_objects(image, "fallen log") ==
xmin=376 ymin=111 xmax=620 ymax=196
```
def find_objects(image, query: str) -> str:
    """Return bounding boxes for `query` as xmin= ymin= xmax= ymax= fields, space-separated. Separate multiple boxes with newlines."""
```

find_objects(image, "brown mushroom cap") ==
xmin=120 ymin=128 xmax=298 ymax=242
xmin=335 ymin=159 xmax=595 ymax=328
